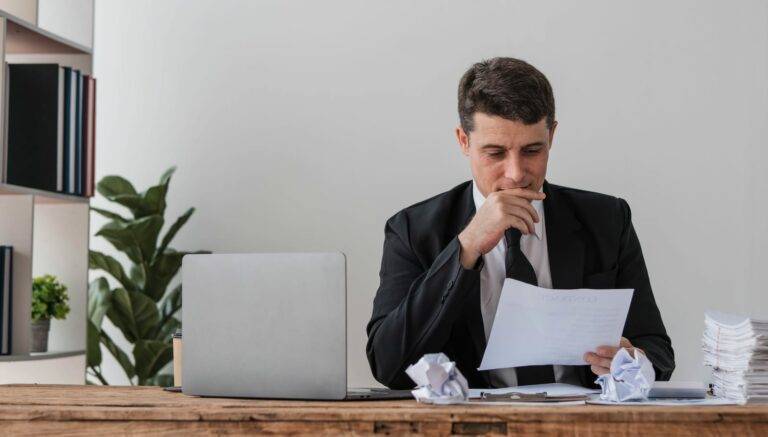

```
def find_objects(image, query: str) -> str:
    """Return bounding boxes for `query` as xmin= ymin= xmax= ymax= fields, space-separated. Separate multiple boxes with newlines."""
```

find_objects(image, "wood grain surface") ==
xmin=0 ymin=384 xmax=766 ymax=435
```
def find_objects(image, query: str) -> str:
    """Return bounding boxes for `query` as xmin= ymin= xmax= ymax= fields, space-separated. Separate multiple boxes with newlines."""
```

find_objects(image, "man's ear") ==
xmin=548 ymin=120 xmax=558 ymax=148
xmin=456 ymin=125 xmax=470 ymax=156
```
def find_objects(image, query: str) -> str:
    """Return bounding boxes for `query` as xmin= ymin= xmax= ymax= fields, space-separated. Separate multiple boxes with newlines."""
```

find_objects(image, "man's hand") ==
xmin=458 ymin=188 xmax=545 ymax=269
xmin=583 ymin=337 xmax=642 ymax=376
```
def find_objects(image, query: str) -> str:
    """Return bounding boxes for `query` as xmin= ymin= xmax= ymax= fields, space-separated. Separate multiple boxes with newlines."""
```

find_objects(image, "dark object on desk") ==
xmin=648 ymin=381 xmax=707 ymax=399
xmin=345 ymin=388 xmax=413 ymax=401
xmin=167 ymin=385 xmax=412 ymax=400
xmin=479 ymin=391 xmax=589 ymax=403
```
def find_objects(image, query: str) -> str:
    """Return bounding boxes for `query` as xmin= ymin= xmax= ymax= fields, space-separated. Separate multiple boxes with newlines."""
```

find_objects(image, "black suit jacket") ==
xmin=366 ymin=180 xmax=675 ymax=389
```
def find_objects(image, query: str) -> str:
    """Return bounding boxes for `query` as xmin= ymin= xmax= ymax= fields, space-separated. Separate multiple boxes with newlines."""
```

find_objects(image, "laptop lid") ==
xmin=182 ymin=252 xmax=347 ymax=399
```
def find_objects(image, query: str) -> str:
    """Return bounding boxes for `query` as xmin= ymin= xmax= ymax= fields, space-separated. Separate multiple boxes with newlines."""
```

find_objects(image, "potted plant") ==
xmin=87 ymin=167 xmax=206 ymax=386
xmin=31 ymin=274 xmax=71 ymax=352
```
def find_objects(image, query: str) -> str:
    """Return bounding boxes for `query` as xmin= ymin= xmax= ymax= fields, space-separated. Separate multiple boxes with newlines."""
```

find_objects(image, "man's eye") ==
xmin=524 ymin=148 xmax=541 ymax=155
xmin=488 ymin=151 xmax=505 ymax=158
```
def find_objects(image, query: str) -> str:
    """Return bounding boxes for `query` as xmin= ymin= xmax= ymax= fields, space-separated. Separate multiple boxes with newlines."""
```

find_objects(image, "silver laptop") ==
xmin=181 ymin=252 xmax=411 ymax=400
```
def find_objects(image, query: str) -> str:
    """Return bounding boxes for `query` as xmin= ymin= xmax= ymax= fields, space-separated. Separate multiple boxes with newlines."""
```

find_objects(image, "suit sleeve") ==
xmin=366 ymin=211 xmax=481 ymax=389
xmin=617 ymin=198 xmax=675 ymax=380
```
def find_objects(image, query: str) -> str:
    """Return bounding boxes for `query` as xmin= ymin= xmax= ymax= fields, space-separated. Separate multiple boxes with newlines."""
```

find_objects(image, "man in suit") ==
xmin=366 ymin=57 xmax=674 ymax=389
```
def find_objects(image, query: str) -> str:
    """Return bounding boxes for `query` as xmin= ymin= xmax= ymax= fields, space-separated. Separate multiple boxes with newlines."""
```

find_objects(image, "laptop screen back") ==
xmin=182 ymin=252 xmax=347 ymax=399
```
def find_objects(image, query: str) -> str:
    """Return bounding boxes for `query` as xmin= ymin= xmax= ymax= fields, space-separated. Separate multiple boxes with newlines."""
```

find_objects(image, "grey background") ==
xmin=91 ymin=0 xmax=768 ymax=387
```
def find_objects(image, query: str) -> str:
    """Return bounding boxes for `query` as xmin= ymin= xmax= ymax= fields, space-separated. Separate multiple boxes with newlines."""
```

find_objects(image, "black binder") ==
xmin=6 ymin=64 xmax=61 ymax=192
xmin=0 ymin=246 xmax=13 ymax=355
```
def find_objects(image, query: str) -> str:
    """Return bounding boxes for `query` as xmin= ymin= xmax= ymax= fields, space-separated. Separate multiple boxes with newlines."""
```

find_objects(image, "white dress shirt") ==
xmin=472 ymin=181 xmax=580 ymax=387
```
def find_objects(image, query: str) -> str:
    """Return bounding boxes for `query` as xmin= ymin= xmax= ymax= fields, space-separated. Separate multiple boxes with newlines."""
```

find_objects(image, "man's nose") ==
xmin=503 ymin=155 xmax=526 ymax=183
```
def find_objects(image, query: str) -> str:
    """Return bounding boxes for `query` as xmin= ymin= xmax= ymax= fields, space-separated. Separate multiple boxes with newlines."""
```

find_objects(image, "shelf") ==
xmin=0 ymin=350 xmax=84 ymax=362
xmin=2 ymin=12 xmax=91 ymax=54
xmin=0 ymin=183 xmax=90 ymax=204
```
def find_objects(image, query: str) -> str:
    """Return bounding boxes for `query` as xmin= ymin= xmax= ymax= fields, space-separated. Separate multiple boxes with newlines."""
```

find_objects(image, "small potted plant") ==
xmin=31 ymin=274 xmax=71 ymax=353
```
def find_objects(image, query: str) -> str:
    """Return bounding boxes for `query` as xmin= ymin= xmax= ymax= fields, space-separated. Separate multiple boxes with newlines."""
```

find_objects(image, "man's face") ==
xmin=456 ymin=113 xmax=556 ymax=197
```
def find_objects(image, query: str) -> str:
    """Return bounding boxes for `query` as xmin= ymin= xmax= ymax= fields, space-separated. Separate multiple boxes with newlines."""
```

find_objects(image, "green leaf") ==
xmin=88 ymin=278 xmax=112 ymax=327
xmin=100 ymin=329 xmax=136 ymax=379
xmin=111 ymin=194 xmax=154 ymax=218
xmin=156 ymin=208 xmax=194 ymax=259
xmin=96 ymin=216 xmax=164 ymax=265
xmin=142 ymin=185 xmax=167 ymax=218
xmin=154 ymin=284 xmax=182 ymax=340
xmin=159 ymin=166 xmax=177 ymax=186
xmin=86 ymin=320 xmax=102 ymax=368
xmin=106 ymin=288 xmax=159 ymax=342
xmin=87 ymin=279 xmax=111 ymax=368
xmin=129 ymin=263 xmax=146 ymax=290
xmin=134 ymin=340 xmax=173 ymax=384
xmin=89 ymin=251 xmax=136 ymax=292
xmin=144 ymin=250 xmax=183 ymax=302
xmin=90 ymin=206 xmax=129 ymax=222
xmin=160 ymin=284 xmax=182 ymax=321
xmin=155 ymin=316 xmax=180 ymax=342
xmin=139 ymin=167 xmax=175 ymax=218
xmin=145 ymin=250 xmax=207 ymax=302
xmin=97 ymin=175 xmax=137 ymax=198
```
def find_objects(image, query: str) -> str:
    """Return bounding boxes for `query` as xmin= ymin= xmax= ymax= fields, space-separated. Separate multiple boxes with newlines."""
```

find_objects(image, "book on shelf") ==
xmin=5 ymin=64 xmax=59 ymax=193
xmin=84 ymin=75 xmax=96 ymax=197
xmin=2 ymin=63 xmax=96 ymax=197
xmin=0 ymin=245 xmax=12 ymax=356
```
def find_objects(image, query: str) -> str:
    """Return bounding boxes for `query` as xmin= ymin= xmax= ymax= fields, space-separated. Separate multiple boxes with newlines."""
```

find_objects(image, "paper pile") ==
xmin=405 ymin=353 xmax=469 ymax=404
xmin=596 ymin=348 xmax=655 ymax=402
xmin=703 ymin=311 xmax=768 ymax=404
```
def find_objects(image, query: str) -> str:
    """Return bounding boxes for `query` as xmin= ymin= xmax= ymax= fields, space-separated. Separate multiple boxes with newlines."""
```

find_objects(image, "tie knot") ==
xmin=505 ymin=228 xmax=522 ymax=247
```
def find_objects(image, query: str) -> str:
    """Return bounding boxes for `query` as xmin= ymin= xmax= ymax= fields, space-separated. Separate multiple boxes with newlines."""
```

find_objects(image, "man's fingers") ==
xmin=491 ymin=192 xmax=540 ymax=223
xmin=590 ymin=365 xmax=610 ymax=376
xmin=498 ymin=188 xmax=546 ymax=201
xmin=506 ymin=216 xmax=533 ymax=236
xmin=502 ymin=206 xmax=536 ymax=234
xmin=595 ymin=345 xmax=621 ymax=358
xmin=584 ymin=352 xmax=612 ymax=369
xmin=502 ymin=197 xmax=540 ymax=223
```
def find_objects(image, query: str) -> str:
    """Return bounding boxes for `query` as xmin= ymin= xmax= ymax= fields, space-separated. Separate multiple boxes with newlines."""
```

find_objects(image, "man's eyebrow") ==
xmin=479 ymin=141 xmax=545 ymax=150
xmin=479 ymin=144 xmax=507 ymax=150
xmin=522 ymin=141 xmax=545 ymax=148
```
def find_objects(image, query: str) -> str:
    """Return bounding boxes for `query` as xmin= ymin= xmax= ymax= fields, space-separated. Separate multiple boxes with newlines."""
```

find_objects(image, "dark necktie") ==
xmin=505 ymin=228 xmax=556 ymax=386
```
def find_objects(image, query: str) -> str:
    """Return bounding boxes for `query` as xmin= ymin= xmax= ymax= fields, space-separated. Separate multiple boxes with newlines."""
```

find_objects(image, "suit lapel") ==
xmin=456 ymin=182 xmax=491 ymax=385
xmin=543 ymin=181 xmax=584 ymax=290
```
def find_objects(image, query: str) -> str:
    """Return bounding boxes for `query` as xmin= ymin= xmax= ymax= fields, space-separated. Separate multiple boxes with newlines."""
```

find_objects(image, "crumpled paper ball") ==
xmin=405 ymin=353 xmax=469 ymax=404
xmin=596 ymin=347 xmax=655 ymax=402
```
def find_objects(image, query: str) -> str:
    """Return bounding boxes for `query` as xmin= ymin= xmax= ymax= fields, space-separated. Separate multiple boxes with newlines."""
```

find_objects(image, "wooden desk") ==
xmin=0 ymin=384 xmax=766 ymax=435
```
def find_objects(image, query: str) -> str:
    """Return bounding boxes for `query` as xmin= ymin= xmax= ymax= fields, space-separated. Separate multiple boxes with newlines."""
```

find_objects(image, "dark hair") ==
xmin=458 ymin=57 xmax=555 ymax=133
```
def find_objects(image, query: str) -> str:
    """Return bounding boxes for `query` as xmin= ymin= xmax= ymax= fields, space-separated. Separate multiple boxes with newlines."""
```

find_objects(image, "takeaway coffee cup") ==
xmin=173 ymin=329 xmax=182 ymax=387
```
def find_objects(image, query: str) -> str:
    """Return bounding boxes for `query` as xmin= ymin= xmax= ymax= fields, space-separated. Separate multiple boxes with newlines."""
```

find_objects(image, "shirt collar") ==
xmin=471 ymin=180 xmax=544 ymax=240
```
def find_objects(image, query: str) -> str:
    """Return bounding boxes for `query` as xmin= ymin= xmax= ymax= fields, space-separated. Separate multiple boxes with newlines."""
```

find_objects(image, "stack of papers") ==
xmin=703 ymin=311 xmax=768 ymax=403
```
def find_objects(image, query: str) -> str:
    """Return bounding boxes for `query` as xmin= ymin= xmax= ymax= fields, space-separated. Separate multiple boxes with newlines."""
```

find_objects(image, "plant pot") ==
xmin=31 ymin=319 xmax=50 ymax=353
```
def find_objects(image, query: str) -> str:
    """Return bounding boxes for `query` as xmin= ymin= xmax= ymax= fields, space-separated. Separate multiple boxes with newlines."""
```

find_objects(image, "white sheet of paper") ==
xmin=587 ymin=397 xmax=739 ymax=406
xmin=478 ymin=279 xmax=634 ymax=370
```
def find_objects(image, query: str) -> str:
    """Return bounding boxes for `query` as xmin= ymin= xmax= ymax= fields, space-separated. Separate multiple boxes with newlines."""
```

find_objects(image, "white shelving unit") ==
xmin=0 ymin=0 xmax=93 ymax=384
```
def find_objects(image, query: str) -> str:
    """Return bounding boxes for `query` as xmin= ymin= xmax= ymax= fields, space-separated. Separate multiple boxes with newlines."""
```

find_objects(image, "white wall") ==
xmin=92 ymin=0 xmax=768 ymax=387
xmin=37 ymin=0 xmax=94 ymax=48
